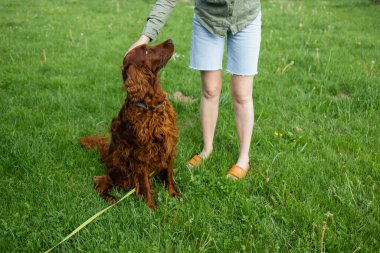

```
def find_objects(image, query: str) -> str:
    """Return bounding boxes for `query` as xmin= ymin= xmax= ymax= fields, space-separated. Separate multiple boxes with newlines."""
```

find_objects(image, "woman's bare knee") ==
xmin=203 ymin=86 xmax=221 ymax=99
xmin=232 ymin=93 xmax=252 ymax=104
xmin=231 ymin=75 xmax=253 ymax=104
xmin=201 ymin=70 xmax=222 ymax=99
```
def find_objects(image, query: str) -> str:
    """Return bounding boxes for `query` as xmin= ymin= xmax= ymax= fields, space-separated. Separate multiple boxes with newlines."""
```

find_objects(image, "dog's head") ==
xmin=122 ymin=39 xmax=174 ymax=101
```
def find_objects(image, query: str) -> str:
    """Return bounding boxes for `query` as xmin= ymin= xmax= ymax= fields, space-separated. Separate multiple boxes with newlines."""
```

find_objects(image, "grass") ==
xmin=0 ymin=0 xmax=379 ymax=252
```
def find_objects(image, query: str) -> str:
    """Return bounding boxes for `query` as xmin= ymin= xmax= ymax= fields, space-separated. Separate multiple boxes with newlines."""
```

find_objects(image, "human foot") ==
xmin=187 ymin=149 xmax=212 ymax=169
xmin=226 ymin=164 xmax=250 ymax=180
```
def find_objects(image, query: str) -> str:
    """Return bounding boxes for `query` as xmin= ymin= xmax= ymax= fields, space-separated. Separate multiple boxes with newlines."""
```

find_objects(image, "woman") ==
xmin=127 ymin=0 xmax=261 ymax=180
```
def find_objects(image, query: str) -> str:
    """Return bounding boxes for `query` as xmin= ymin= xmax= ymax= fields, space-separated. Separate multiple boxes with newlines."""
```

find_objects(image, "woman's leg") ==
xmin=226 ymin=12 xmax=261 ymax=171
xmin=231 ymin=75 xmax=254 ymax=169
xmin=188 ymin=14 xmax=225 ymax=165
xmin=199 ymin=70 xmax=222 ymax=158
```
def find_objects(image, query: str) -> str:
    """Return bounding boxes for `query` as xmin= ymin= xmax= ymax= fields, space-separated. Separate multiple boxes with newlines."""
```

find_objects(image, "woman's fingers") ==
xmin=125 ymin=35 xmax=151 ymax=56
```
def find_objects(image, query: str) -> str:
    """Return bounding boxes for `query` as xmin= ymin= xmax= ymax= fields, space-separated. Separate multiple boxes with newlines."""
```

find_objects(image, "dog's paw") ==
xmin=148 ymin=202 xmax=157 ymax=211
xmin=106 ymin=196 xmax=117 ymax=205
xmin=169 ymin=190 xmax=181 ymax=198
xmin=168 ymin=186 xmax=180 ymax=198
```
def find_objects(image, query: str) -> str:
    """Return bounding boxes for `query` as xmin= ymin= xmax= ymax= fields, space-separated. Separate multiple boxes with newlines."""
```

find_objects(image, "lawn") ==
xmin=0 ymin=0 xmax=379 ymax=252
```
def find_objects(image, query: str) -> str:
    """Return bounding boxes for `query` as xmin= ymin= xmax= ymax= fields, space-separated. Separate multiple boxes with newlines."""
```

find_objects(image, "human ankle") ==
xmin=199 ymin=148 xmax=212 ymax=159
xmin=236 ymin=157 xmax=250 ymax=168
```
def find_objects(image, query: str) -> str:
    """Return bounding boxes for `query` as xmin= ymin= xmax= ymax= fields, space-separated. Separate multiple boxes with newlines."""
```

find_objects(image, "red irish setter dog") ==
xmin=80 ymin=39 xmax=179 ymax=210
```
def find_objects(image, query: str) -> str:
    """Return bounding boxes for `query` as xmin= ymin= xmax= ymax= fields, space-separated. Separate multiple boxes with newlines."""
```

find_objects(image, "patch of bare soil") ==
xmin=329 ymin=93 xmax=351 ymax=101
xmin=172 ymin=91 xmax=196 ymax=104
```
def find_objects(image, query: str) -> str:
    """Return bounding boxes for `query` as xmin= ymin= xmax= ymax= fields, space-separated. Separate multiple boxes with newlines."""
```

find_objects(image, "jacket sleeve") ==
xmin=142 ymin=0 xmax=176 ymax=41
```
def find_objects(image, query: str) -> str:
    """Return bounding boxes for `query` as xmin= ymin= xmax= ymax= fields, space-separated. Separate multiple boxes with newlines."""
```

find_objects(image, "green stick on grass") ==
xmin=44 ymin=188 xmax=136 ymax=253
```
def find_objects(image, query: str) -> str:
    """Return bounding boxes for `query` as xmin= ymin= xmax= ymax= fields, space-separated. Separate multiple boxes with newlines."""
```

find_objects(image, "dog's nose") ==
xmin=167 ymin=39 xmax=173 ymax=45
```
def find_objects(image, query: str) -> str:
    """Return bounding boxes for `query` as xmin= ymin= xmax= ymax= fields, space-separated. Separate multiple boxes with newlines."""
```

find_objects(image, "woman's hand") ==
xmin=125 ymin=35 xmax=151 ymax=56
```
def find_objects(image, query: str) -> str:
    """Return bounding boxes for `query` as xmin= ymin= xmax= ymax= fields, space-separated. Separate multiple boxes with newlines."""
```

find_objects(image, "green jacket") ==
xmin=142 ymin=0 xmax=261 ymax=41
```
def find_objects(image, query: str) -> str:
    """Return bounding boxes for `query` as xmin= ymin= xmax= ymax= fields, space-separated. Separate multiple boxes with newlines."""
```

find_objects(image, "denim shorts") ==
xmin=189 ymin=12 xmax=262 ymax=76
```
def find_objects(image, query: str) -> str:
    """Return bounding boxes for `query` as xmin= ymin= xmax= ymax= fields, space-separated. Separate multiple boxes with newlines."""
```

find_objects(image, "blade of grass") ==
xmin=44 ymin=188 xmax=136 ymax=253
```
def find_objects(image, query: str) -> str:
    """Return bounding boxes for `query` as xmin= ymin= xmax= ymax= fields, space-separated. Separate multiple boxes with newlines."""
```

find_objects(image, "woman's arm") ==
xmin=142 ymin=0 xmax=176 ymax=41
xmin=127 ymin=0 xmax=176 ymax=53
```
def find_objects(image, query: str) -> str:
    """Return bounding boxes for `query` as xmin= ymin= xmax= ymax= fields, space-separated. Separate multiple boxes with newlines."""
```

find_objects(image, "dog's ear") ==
xmin=121 ymin=49 xmax=141 ymax=81
xmin=121 ymin=62 xmax=130 ymax=82
xmin=123 ymin=64 xmax=144 ymax=85
xmin=123 ymin=65 xmax=150 ymax=100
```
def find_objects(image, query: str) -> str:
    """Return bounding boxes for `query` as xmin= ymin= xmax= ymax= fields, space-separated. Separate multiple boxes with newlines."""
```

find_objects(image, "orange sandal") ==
xmin=226 ymin=164 xmax=250 ymax=180
xmin=187 ymin=155 xmax=203 ymax=169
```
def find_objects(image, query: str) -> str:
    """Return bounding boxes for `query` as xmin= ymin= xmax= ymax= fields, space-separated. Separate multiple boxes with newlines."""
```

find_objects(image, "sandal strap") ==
xmin=188 ymin=155 xmax=202 ymax=167
xmin=228 ymin=165 xmax=249 ymax=179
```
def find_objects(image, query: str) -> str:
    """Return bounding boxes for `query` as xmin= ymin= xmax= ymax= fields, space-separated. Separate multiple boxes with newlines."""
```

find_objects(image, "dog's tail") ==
xmin=79 ymin=135 xmax=110 ymax=161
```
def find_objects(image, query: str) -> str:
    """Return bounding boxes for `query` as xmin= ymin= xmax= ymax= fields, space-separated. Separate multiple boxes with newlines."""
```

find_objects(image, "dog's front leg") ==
xmin=136 ymin=170 xmax=156 ymax=211
xmin=134 ymin=175 xmax=141 ymax=197
xmin=93 ymin=174 xmax=117 ymax=204
xmin=166 ymin=167 xmax=180 ymax=198
xmin=160 ymin=161 xmax=180 ymax=197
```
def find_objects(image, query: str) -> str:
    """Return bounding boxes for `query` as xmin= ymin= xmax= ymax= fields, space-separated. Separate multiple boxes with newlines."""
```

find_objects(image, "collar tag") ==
xmin=130 ymin=100 xmax=166 ymax=110
xmin=136 ymin=102 xmax=148 ymax=109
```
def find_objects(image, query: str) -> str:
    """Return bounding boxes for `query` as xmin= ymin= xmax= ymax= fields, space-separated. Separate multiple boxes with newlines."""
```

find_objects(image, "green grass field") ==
xmin=1 ymin=0 xmax=379 ymax=252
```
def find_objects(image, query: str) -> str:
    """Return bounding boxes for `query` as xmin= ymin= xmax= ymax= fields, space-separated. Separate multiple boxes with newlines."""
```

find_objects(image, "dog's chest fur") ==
xmin=110 ymin=99 xmax=177 ymax=168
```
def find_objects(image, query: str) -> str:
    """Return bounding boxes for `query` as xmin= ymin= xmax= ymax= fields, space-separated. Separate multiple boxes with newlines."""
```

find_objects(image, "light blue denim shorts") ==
xmin=189 ymin=12 xmax=262 ymax=76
